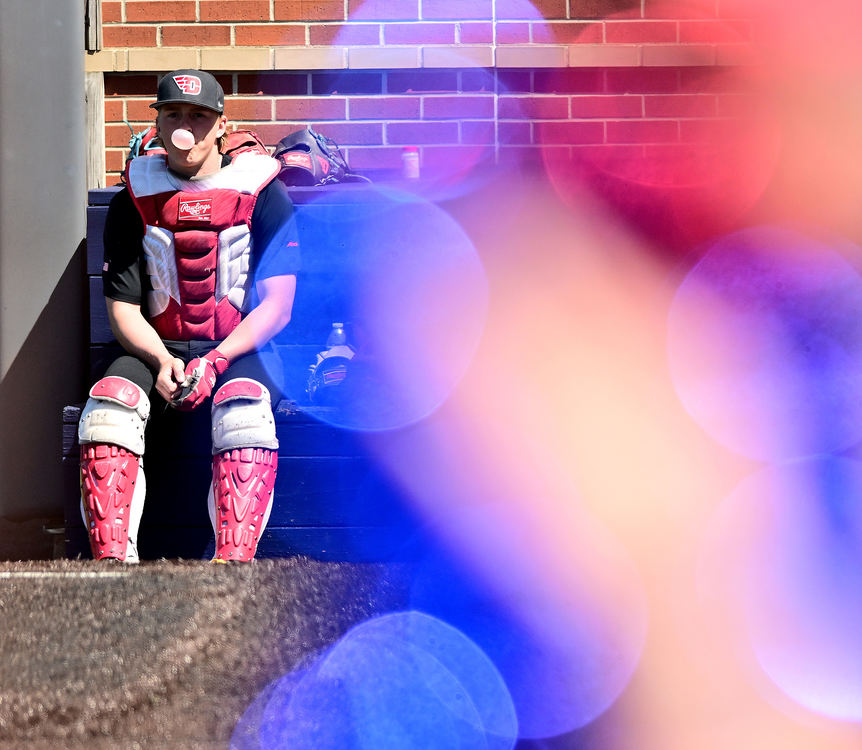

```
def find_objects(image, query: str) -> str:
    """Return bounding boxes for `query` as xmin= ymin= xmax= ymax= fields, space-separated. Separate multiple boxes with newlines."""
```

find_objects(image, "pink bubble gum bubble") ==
xmin=171 ymin=129 xmax=195 ymax=150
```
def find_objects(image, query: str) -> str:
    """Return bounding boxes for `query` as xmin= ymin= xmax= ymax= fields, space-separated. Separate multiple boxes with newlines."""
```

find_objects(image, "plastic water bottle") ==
xmin=326 ymin=322 xmax=347 ymax=348
xmin=402 ymin=147 xmax=420 ymax=179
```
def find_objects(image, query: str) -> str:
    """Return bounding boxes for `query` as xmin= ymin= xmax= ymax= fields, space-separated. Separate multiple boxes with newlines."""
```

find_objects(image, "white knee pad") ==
xmin=78 ymin=376 xmax=150 ymax=455
xmin=211 ymin=378 xmax=279 ymax=453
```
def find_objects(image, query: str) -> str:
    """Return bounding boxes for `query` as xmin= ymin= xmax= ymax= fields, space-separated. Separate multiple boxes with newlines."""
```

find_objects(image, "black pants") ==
xmin=102 ymin=340 xmax=285 ymax=409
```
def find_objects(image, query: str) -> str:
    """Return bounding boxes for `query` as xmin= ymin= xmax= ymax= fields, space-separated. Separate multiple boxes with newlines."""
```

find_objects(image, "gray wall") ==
xmin=0 ymin=2 xmax=88 ymax=519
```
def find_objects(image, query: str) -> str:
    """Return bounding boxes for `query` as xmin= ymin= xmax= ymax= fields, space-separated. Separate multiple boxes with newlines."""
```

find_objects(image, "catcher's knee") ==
xmin=78 ymin=376 xmax=150 ymax=455
xmin=211 ymin=378 xmax=278 ymax=453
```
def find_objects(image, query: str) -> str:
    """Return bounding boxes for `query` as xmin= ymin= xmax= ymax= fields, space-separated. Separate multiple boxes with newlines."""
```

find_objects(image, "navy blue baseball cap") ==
xmin=151 ymin=69 xmax=224 ymax=113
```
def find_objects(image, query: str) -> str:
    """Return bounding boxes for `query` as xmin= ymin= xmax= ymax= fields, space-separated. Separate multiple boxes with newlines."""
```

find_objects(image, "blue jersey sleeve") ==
xmin=251 ymin=178 xmax=301 ymax=282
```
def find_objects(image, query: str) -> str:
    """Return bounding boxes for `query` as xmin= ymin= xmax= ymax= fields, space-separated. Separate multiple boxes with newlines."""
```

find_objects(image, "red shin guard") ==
xmin=212 ymin=447 xmax=277 ymax=561
xmin=80 ymin=443 xmax=141 ymax=561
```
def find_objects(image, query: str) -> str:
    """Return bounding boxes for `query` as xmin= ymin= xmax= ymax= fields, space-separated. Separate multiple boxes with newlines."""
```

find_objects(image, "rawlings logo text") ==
xmin=178 ymin=198 xmax=213 ymax=222
xmin=284 ymin=153 xmax=313 ymax=170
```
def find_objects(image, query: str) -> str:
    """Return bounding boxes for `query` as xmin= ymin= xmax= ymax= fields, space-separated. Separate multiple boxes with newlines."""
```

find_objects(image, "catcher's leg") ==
xmin=209 ymin=378 xmax=279 ymax=562
xmin=78 ymin=376 xmax=150 ymax=563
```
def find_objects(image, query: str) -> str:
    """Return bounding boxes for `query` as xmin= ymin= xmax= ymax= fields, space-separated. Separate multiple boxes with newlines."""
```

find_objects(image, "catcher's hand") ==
xmin=172 ymin=349 xmax=229 ymax=410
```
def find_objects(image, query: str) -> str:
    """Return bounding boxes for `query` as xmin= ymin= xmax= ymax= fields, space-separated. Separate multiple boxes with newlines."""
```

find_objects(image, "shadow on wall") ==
xmin=0 ymin=239 xmax=87 ymax=559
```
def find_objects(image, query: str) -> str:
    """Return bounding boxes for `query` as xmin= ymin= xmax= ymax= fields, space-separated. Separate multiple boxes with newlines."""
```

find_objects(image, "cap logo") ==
xmin=173 ymin=75 xmax=202 ymax=95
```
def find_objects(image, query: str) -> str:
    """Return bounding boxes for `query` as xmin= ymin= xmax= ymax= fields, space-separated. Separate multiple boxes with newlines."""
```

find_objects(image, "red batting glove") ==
xmin=172 ymin=349 xmax=229 ymax=410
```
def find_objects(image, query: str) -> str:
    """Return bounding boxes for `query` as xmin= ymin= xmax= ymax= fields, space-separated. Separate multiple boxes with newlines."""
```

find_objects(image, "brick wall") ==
xmin=87 ymin=1 xmax=755 ymax=184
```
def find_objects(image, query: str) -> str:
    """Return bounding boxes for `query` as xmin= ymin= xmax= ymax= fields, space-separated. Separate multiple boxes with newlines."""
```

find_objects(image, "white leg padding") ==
xmin=211 ymin=378 xmax=279 ymax=454
xmin=79 ymin=376 xmax=150 ymax=455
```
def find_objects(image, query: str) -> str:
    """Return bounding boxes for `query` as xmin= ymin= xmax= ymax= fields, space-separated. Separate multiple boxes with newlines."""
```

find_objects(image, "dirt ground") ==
xmin=0 ymin=557 xmax=410 ymax=749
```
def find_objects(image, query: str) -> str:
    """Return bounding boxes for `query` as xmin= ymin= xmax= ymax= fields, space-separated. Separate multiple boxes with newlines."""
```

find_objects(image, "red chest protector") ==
xmin=125 ymin=152 xmax=280 ymax=341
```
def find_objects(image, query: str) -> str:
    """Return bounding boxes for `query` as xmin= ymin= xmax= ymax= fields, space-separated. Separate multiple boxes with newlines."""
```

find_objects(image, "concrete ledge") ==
xmin=715 ymin=44 xmax=759 ymax=66
xmin=567 ymin=44 xmax=641 ymax=68
xmin=641 ymin=44 xmax=716 ymax=67
xmin=85 ymin=50 xmax=125 ymax=73
xmin=495 ymin=45 xmax=567 ymax=68
xmin=128 ymin=47 xmax=199 ymax=70
xmin=201 ymin=46 xmax=273 ymax=70
xmin=422 ymin=45 xmax=494 ymax=68
xmin=99 ymin=42 xmax=755 ymax=72
xmin=348 ymin=46 xmax=421 ymax=69
xmin=274 ymin=46 xmax=348 ymax=69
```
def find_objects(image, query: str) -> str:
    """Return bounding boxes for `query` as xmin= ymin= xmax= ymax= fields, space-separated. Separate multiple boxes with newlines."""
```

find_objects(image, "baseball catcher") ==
xmin=78 ymin=70 xmax=299 ymax=563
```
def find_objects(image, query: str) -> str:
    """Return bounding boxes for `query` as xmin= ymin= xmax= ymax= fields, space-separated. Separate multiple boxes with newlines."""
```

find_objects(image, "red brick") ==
xmin=572 ymin=144 xmax=647 ymax=173
xmin=716 ymin=0 xmax=752 ymax=18
xmin=383 ymin=22 xmax=456 ymax=44
xmin=679 ymin=67 xmax=746 ymax=93
xmin=534 ymin=69 xmax=605 ymax=94
xmin=459 ymin=22 xmax=493 ymax=43
xmin=498 ymin=145 xmax=552 ymax=164
xmin=349 ymin=96 xmax=421 ymax=119
xmin=421 ymin=1 xmax=492 ymax=21
xmin=496 ymin=0 xmax=566 ymax=20
xmin=345 ymin=145 xmax=404 ymax=169
xmin=126 ymin=99 xmax=159 ymax=121
xmin=679 ymin=118 xmax=732 ymax=143
xmin=201 ymin=1 xmax=270 ymax=21
xmin=103 ymin=25 xmax=158 ymax=47
xmin=462 ymin=70 xmax=495 ymax=92
xmin=276 ymin=0 xmax=345 ymax=21
xmin=238 ymin=73 xmax=309 ymax=95
xmin=311 ymin=121 xmax=383 ymax=144
xmin=717 ymin=93 xmax=760 ymax=118
xmin=570 ymin=94 xmax=643 ymax=118
xmin=534 ymin=121 xmax=604 ymax=145
xmin=605 ymin=21 xmax=678 ymax=43
xmin=125 ymin=1 xmax=196 ymax=22
xmin=387 ymin=70 xmax=457 ymax=93
xmin=607 ymin=68 xmax=680 ymax=94
xmin=387 ymin=121 xmax=458 ymax=144
xmin=461 ymin=120 xmax=495 ymax=144
xmin=236 ymin=24 xmax=306 ymax=45
xmin=161 ymin=25 xmax=231 ymax=46
xmin=106 ymin=123 xmax=136 ymax=148
xmin=276 ymin=97 xmax=348 ymax=119
xmin=570 ymin=0 xmax=644 ymax=20
xmin=422 ymin=144 xmax=491 ymax=169
xmin=537 ymin=21 xmax=603 ymax=44
xmin=423 ymin=95 xmax=494 ymax=119
xmin=678 ymin=19 xmax=749 ymax=43
xmin=105 ymin=75 xmax=159 ymax=96
xmin=104 ymin=99 xmax=125 ymax=122
xmin=101 ymin=2 xmax=123 ymax=23
xmin=498 ymin=95 xmax=569 ymax=119
xmin=224 ymin=98 xmax=275 ymax=120
xmin=497 ymin=71 xmax=531 ymax=93
xmin=498 ymin=121 xmax=531 ymax=144
xmin=496 ymin=23 xmax=530 ymax=44
xmin=215 ymin=75 xmax=234 ymax=93
xmin=106 ymin=149 xmax=126 ymax=173
xmin=346 ymin=0 xmax=418 ymax=22
xmin=309 ymin=23 xmax=381 ymax=45
xmin=607 ymin=119 xmax=679 ymax=144
xmin=645 ymin=0 xmax=717 ymax=19
xmin=241 ymin=123 xmax=296 ymax=146
xmin=644 ymin=94 xmax=716 ymax=118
